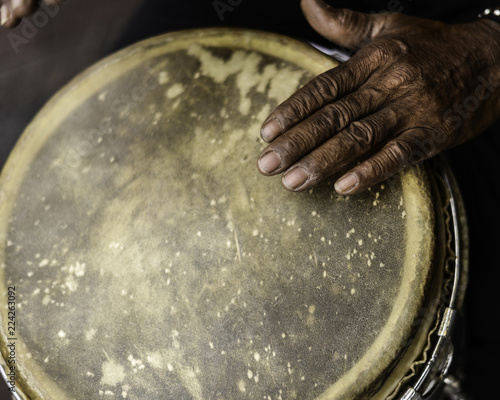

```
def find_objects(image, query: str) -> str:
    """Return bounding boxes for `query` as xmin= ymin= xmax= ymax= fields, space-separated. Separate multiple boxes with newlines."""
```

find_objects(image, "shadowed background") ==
xmin=1 ymin=0 xmax=499 ymax=398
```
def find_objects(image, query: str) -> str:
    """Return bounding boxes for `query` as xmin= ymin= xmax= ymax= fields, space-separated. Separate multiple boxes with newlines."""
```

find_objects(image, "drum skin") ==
xmin=0 ymin=29 xmax=441 ymax=400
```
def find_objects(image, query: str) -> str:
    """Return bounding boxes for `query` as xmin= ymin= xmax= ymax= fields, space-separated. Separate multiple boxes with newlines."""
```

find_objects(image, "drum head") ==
xmin=0 ymin=29 xmax=438 ymax=400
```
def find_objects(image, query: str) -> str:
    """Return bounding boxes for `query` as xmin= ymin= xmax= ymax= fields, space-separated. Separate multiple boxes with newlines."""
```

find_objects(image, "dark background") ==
xmin=1 ymin=0 xmax=499 ymax=398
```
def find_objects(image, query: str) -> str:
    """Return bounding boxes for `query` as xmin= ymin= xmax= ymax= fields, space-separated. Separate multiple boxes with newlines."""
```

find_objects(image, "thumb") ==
xmin=301 ymin=0 xmax=390 ymax=49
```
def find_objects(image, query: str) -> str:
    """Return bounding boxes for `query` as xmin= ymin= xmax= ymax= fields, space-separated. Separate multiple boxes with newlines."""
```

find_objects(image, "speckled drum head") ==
xmin=0 ymin=29 xmax=463 ymax=400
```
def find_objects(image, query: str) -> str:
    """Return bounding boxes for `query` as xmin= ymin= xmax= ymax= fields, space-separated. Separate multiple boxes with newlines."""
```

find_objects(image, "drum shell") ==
xmin=0 ymin=29 xmax=467 ymax=400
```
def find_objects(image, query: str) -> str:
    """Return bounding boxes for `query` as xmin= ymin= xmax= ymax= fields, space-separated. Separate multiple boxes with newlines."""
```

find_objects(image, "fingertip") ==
xmin=257 ymin=151 xmax=282 ymax=175
xmin=282 ymin=167 xmax=309 ymax=191
xmin=0 ymin=4 xmax=21 ymax=28
xmin=1 ymin=15 xmax=20 ymax=29
xmin=10 ymin=0 xmax=36 ymax=19
xmin=260 ymin=118 xmax=283 ymax=142
xmin=334 ymin=173 xmax=359 ymax=194
xmin=1 ymin=4 xmax=10 ymax=27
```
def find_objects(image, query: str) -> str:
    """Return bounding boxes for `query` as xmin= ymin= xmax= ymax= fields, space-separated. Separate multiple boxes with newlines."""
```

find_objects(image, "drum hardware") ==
xmin=0 ymin=360 xmax=22 ymax=400
xmin=395 ymin=159 xmax=468 ymax=400
xmin=307 ymin=42 xmax=352 ymax=63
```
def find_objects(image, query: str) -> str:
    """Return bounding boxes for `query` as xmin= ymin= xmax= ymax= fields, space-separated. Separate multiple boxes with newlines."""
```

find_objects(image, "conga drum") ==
xmin=0 ymin=29 xmax=468 ymax=400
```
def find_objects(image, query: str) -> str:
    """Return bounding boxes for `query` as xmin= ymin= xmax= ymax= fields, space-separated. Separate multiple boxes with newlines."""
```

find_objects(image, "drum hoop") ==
xmin=391 ymin=156 xmax=468 ymax=400
xmin=0 ymin=357 xmax=22 ymax=400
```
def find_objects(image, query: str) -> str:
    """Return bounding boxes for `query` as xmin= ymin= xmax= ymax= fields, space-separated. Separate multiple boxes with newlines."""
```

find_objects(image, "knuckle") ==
xmin=280 ymin=133 xmax=309 ymax=156
xmin=407 ymin=128 xmax=443 ymax=160
xmin=285 ymin=96 xmax=310 ymax=118
xmin=360 ymin=85 xmax=385 ymax=99
xmin=361 ymin=157 xmax=387 ymax=180
xmin=375 ymin=106 xmax=401 ymax=130
xmin=274 ymin=95 xmax=312 ymax=124
xmin=322 ymin=103 xmax=350 ymax=128
xmin=299 ymin=146 xmax=339 ymax=180
xmin=385 ymin=37 xmax=409 ymax=54
xmin=387 ymin=63 xmax=419 ymax=88
xmin=390 ymin=137 xmax=430 ymax=165
xmin=314 ymin=69 xmax=344 ymax=99
xmin=350 ymin=85 xmax=387 ymax=112
xmin=368 ymin=139 xmax=413 ymax=173
xmin=387 ymin=138 xmax=413 ymax=160
xmin=373 ymin=37 xmax=409 ymax=58
xmin=383 ymin=106 xmax=399 ymax=122
xmin=276 ymin=70 xmax=345 ymax=124
xmin=278 ymin=126 xmax=320 ymax=158
xmin=324 ymin=88 xmax=372 ymax=127
xmin=345 ymin=120 xmax=376 ymax=147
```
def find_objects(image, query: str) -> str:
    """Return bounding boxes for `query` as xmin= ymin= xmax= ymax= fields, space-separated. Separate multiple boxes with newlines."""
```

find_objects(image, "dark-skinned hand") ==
xmin=257 ymin=0 xmax=500 ymax=195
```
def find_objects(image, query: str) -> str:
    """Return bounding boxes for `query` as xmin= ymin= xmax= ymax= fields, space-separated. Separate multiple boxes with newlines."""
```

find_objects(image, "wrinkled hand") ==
xmin=1 ymin=0 xmax=60 ymax=28
xmin=257 ymin=0 xmax=500 ymax=195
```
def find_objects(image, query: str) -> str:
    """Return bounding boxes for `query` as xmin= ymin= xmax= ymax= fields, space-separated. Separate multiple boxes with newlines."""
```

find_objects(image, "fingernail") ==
xmin=258 ymin=151 xmax=281 ymax=173
xmin=283 ymin=167 xmax=309 ymax=190
xmin=335 ymin=174 xmax=358 ymax=194
xmin=260 ymin=118 xmax=283 ymax=142
xmin=1 ymin=5 xmax=10 ymax=26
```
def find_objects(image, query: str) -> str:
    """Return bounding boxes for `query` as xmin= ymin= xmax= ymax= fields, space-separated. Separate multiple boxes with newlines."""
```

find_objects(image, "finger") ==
xmin=1 ymin=0 xmax=36 ymax=27
xmin=260 ymin=46 xmax=387 ymax=142
xmin=278 ymin=106 xmax=402 ymax=191
xmin=11 ymin=0 xmax=38 ymax=20
xmin=258 ymin=85 xmax=390 ymax=176
xmin=301 ymin=0 xmax=390 ymax=49
xmin=334 ymin=127 xmax=440 ymax=195
xmin=10 ymin=0 xmax=36 ymax=19
xmin=0 ymin=2 xmax=21 ymax=28
xmin=1 ymin=3 xmax=12 ymax=27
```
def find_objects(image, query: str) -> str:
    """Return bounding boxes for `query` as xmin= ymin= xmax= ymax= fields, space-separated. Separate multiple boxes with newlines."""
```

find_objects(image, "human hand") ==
xmin=257 ymin=0 xmax=500 ymax=195
xmin=1 ymin=0 xmax=61 ymax=28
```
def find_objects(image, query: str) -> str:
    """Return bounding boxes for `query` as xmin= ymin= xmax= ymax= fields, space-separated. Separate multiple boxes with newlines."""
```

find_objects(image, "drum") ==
xmin=0 ymin=29 xmax=467 ymax=400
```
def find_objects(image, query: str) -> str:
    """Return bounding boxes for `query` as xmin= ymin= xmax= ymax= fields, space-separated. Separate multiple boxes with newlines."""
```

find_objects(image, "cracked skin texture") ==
xmin=0 ymin=29 xmax=438 ymax=400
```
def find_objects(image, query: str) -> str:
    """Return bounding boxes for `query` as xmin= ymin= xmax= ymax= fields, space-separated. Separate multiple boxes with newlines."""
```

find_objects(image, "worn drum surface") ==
xmin=0 ymin=29 xmax=460 ymax=400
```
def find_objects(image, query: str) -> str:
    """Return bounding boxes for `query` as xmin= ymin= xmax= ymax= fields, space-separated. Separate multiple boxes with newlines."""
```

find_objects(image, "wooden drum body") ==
xmin=0 ymin=29 xmax=467 ymax=400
